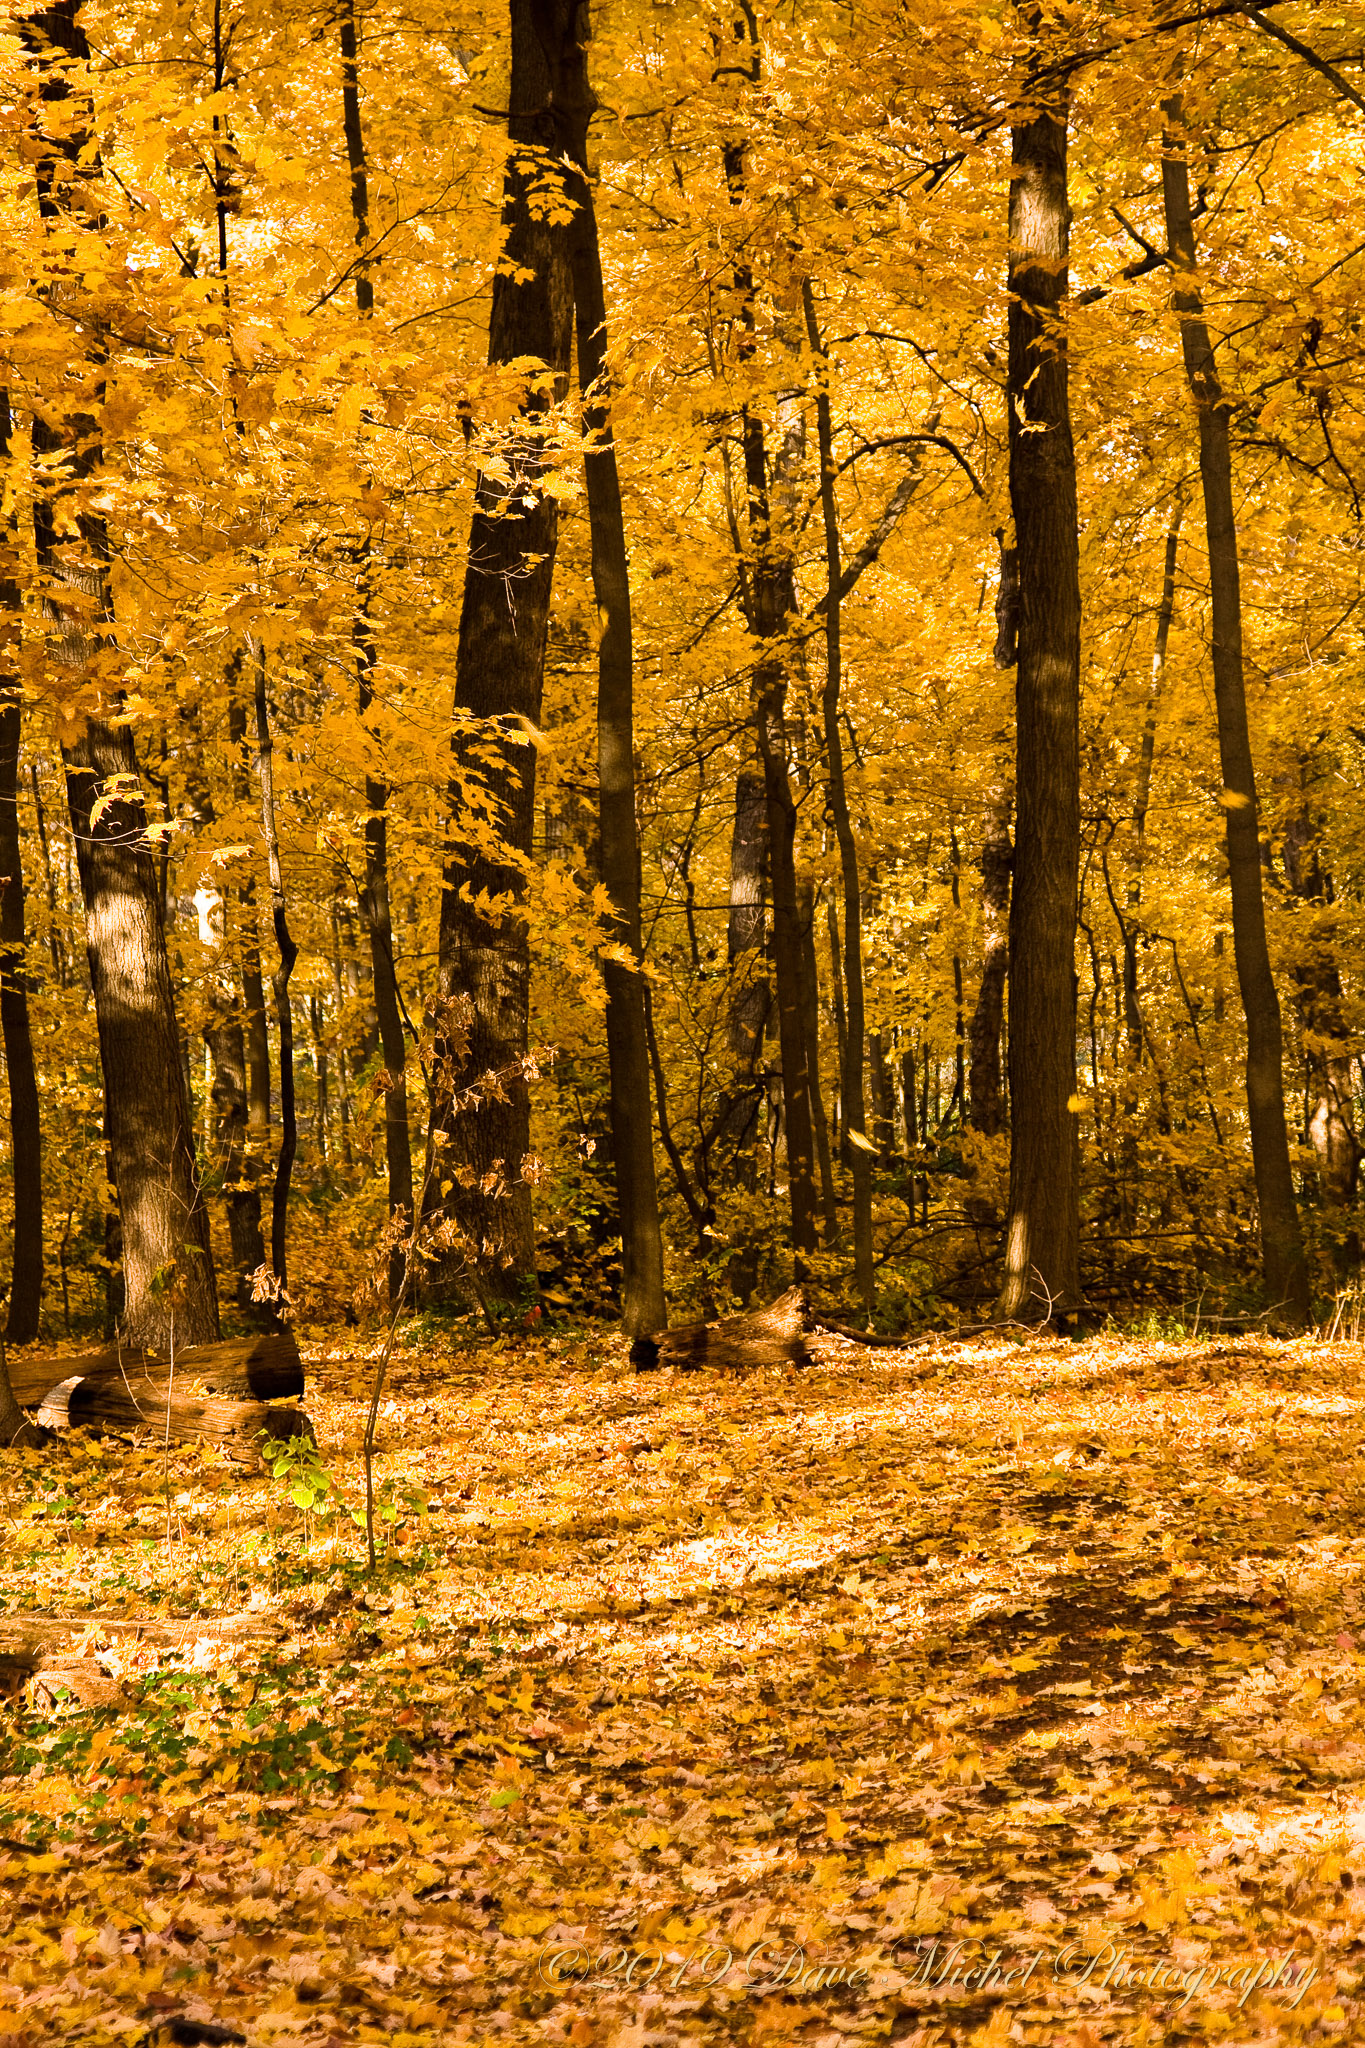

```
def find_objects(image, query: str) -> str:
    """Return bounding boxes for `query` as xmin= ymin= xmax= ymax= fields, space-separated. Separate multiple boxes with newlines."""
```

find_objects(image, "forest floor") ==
xmin=1 ymin=1326 xmax=1363 ymax=2046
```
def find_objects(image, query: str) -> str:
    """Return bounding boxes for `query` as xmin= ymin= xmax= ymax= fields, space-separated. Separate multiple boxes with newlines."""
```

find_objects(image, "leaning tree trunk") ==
xmin=538 ymin=0 xmax=667 ymax=1336
xmin=995 ymin=81 xmax=1083 ymax=1322
xmin=25 ymin=0 xmax=217 ymax=1351
xmin=426 ymin=0 xmax=573 ymax=1301
xmin=338 ymin=0 xmax=412 ymax=1302
xmin=1160 ymin=100 xmax=1310 ymax=1328
xmin=0 ymin=386 xmax=42 ymax=1346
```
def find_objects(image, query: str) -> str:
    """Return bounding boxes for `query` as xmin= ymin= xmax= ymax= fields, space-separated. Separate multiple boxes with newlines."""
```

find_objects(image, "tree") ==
xmin=535 ymin=0 xmax=668 ymax=1338
xmin=995 ymin=67 xmax=1083 ymax=1323
xmin=25 ymin=0 xmax=218 ymax=1349
xmin=1159 ymin=98 xmax=1311 ymax=1328
xmin=426 ymin=0 xmax=574 ymax=1302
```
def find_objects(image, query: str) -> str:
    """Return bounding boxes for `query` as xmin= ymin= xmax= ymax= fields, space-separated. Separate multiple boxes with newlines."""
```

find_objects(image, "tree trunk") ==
xmin=743 ymin=434 xmax=818 ymax=1264
xmin=338 ymin=0 xmax=412 ymax=1303
xmin=537 ymin=0 xmax=667 ymax=1336
xmin=426 ymin=0 xmax=573 ymax=1300
xmin=0 ymin=387 xmax=42 ymax=1346
xmin=26 ymin=0 xmax=217 ymax=1350
xmin=797 ymin=878 xmax=839 ymax=1242
xmin=1160 ymin=101 xmax=1310 ymax=1328
xmin=254 ymin=651 xmax=297 ymax=1292
xmin=803 ymin=281 xmax=873 ymax=1315
xmin=967 ymin=779 xmax=1012 ymax=1137
xmin=996 ymin=83 xmax=1083 ymax=1323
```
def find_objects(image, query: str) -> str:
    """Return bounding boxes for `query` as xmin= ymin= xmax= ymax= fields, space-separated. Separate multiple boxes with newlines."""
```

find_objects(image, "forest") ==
xmin=3 ymin=3 xmax=1365 ymax=2045
xmin=0 ymin=0 xmax=1362 ymax=1369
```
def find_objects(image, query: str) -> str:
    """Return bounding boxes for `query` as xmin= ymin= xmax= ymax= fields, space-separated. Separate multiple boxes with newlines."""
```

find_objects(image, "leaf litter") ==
xmin=0 ymin=1328 xmax=1362 ymax=2044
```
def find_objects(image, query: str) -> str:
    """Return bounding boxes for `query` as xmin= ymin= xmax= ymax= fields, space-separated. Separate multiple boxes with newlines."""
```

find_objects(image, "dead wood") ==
xmin=33 ymin=1375 xmax=313 ymax=1456
xmin=632 ymin=1285 xmax=813 ymax=1372
xmin=8 ymin=1329 xmax=304 ymax=1407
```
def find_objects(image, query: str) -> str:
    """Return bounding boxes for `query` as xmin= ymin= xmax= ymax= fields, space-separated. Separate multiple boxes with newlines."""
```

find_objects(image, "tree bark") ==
xmin=535 ymin=0 xmax=667 ymax=1335
xmin=1160 ymin=101 xmax=1310 ymax=1328
xmin=427 ymin=0 xmax=573 ymax=1299
xmin=996 ymin=82 xmax=1083 ymax=1322
xmin=0 ymin=387 xmax=42 ymax=1346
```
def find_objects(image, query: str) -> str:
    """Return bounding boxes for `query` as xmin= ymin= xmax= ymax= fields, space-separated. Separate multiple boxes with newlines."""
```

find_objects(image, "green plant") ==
xmin=262 ymin=1431 xmax=334 ymax=1548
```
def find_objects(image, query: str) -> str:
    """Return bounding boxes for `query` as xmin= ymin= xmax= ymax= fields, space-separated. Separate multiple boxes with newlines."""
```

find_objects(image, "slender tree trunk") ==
xmin=996 ymin=81 xmax=1083 ymax=1322
xmin=826 ymin=898 xmax=848 ymax=1164
xmin=803 ymin=281 xmax=873 ymax=1314
xmin=1160 ymin=101 xmax=1310 ymax=1327
xmin=797 ymin=879 xmax=839 ymax=1241
xmin=537 ymin=0 xmax=666 ymax=1335
xmin=338 ymin=0 xmax=412 ymax=1302
xmin=26 ymin=0 xmax=218 ymax=1349
xmin=254 ymin=651 xmax=297 ymax=1291
xmin=427 ymin=0 xmax=573 ymax=1299
xmin=0 ymin=389 xmax=42 ymax=1346
xmin=967 ymin=779 xmax=1012 ymax=1137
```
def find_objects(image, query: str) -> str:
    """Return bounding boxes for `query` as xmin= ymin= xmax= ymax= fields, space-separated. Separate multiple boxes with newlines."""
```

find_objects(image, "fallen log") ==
xmin=632 ymin=1285 xmax=813 ymax=1373
xmin=34 ymin=1375 xmax=313 ymax=1456
xmin=9 ymin=1329 xmax=303 ymax=1407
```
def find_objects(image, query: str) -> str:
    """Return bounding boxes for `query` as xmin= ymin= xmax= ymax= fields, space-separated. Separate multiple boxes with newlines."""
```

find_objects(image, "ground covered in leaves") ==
xmin=1 ymin=1327 xmax=1363 ymax=2045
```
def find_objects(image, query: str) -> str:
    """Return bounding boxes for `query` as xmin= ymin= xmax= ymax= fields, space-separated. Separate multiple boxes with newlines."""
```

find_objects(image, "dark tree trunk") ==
xmin=536 ymin=0 xmax=667 ymax=1335
xmin=254 ymin=652 xmax=297 ymax=1292
xmin=26 ymin=0 xmax=217 ymax=1350
xmin=803 ymin=282 xmax=873 ymax=1313
xmin=743 ymin=429 xmax=818 ymax=1263
xmin=0 ymin=388 xmax=42 ymax=1347
xmin=967 ymin=779 xmax=1012 ymax=1137
xmin=427 ymin=0 xmax=573 ymax=1299
xmin=1160 ymin=102 xmax=1310 ymax=1328
xmin=996 ymin=85 xmax=1083 ymax=1322
xmin=338 ymin=0 xmax=411 ymax=1303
